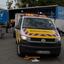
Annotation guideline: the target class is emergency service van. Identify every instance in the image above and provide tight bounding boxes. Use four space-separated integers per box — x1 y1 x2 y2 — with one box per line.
15 13 61 57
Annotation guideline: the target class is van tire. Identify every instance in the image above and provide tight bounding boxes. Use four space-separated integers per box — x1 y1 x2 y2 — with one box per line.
51 47 61 57
17 44 25 57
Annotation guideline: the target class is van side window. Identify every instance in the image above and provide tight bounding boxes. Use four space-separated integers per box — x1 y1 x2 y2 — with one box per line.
19 18 22 27
16 18 22 29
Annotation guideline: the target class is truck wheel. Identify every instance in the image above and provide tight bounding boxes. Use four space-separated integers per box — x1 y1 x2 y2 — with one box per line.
17 44 25 57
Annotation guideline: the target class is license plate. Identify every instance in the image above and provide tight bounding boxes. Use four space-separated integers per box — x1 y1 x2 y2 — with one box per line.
36 51 50 54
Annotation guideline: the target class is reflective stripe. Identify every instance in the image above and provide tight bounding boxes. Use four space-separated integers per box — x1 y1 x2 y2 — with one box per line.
28 33 56 37
23 28 57 37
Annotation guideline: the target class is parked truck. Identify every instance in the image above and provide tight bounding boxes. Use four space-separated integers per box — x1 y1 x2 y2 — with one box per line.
0 9 9 37
0 9 9 25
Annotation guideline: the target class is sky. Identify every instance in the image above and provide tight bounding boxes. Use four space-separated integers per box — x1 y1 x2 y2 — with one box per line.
0 0 7 9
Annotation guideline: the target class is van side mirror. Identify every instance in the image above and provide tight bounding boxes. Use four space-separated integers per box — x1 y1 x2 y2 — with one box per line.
57 27 63 36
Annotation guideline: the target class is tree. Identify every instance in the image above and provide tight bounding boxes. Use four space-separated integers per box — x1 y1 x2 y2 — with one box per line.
17 0 64 8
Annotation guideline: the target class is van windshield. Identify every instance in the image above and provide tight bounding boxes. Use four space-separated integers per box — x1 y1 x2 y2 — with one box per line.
22 17 56 29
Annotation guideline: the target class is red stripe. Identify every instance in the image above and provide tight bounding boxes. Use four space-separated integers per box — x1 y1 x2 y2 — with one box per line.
25 31 28 34
29 33 33 35
40 34 45 36
56 34 59 36
34 34 39 36
52 34 56 36
47 34 52 36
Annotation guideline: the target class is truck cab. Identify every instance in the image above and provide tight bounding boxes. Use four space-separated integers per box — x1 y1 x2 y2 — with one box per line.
15 14 61 57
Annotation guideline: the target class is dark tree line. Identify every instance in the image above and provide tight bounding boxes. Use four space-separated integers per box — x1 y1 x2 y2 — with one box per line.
18 0 64 7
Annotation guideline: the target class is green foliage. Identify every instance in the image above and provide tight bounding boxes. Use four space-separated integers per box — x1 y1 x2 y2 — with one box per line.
19 0 64 7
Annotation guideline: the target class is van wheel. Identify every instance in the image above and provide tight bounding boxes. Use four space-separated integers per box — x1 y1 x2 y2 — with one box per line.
17 44 25 57
51 47 61 57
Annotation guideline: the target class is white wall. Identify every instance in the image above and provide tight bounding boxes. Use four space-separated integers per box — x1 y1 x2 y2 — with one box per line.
55 19 64 32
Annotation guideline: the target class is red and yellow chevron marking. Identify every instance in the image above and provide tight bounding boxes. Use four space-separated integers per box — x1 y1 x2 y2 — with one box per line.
23 28 58 39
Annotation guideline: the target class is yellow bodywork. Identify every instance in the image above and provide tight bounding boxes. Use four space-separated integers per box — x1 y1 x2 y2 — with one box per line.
15 28 58 43
25 29 57 39
15 29 21 43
